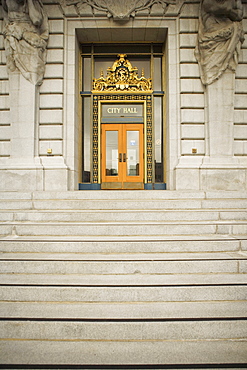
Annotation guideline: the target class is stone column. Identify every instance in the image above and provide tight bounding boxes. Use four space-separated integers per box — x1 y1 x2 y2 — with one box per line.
194 0 245 190
200 71 246 190
9 72 38 162
202 70 240 168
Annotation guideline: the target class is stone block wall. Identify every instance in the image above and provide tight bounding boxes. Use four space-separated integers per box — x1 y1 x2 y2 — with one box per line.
0 12 10 161
235 6 247 157
39 3 65 158
179 1 247 160
179 2 205 157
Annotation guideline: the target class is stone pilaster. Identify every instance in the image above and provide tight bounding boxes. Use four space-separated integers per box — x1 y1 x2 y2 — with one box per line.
0 72 44 191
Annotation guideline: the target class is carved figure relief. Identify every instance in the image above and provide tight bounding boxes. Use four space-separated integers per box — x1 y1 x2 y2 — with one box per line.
2 0 49 86
195 0 244 85
92 54 152 92
63 0 179 19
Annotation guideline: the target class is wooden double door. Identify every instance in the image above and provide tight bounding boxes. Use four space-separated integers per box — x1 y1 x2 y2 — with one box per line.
101 123 144 189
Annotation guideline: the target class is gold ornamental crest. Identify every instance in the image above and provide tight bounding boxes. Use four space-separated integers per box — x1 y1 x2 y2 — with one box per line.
92 54 152 93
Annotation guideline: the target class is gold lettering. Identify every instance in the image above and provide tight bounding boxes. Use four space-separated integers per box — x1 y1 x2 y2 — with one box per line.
107 106 139 115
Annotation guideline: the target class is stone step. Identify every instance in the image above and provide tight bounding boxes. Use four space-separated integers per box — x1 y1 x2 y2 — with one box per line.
0 238 244 253
30 190 245 199
1 273 246 286
1 285 246 302
1 209 247 222
1 301 245 319
0 319 246 368
0 251 245 260
1 190 246 200
1 221 246 237
0 256 246 274
1 337 246 365
1 198 247 210
0 190 246 367
1 319 246 341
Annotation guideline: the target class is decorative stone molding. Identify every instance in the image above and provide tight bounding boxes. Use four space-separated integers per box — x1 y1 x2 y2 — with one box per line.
195 0 244 85
60 0 185 19
2 0 49 86
92 54 153 93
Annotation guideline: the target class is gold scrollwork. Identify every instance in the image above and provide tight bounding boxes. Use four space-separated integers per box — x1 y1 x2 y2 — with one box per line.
92 54 153 93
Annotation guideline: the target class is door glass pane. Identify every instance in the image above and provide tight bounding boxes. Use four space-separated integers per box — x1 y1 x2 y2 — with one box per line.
131 58 150 79
127 131 139 176
94 58 113 79
153 57 162 91
106 131 118 176
82 57 91 91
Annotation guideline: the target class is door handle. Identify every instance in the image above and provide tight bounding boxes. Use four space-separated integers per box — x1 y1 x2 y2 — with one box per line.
119 153 122 162
123 153 127 162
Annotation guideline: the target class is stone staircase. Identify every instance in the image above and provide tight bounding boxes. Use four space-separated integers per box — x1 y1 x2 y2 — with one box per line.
0 190 247 368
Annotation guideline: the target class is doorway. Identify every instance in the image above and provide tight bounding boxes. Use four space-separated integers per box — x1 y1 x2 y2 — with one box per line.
79 47 166 190
101 123 144 189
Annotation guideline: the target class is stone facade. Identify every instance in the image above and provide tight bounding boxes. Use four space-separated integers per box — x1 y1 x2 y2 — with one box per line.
0 2 247 367
0 0 246 191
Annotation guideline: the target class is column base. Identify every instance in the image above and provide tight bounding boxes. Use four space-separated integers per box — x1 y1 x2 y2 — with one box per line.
0 158 44 191
0 157 70 191
175 157 247 191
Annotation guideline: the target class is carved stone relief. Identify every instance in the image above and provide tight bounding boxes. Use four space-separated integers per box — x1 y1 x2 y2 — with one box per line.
2 0 49 86
60 0 184 19
195 0 244 85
